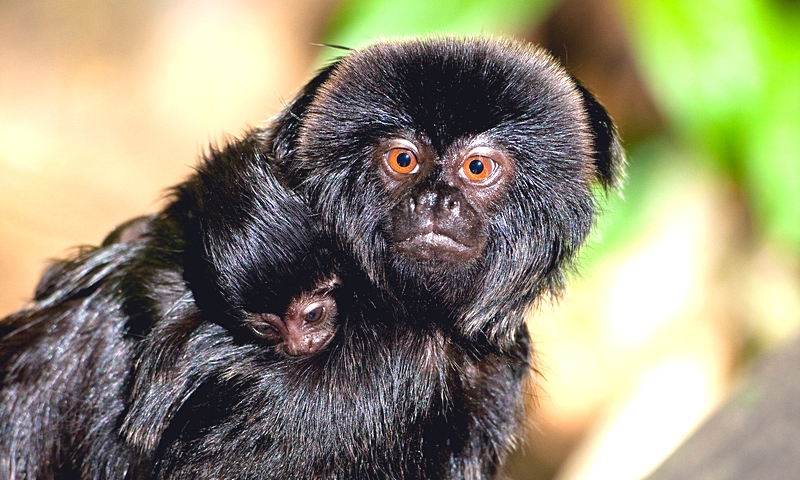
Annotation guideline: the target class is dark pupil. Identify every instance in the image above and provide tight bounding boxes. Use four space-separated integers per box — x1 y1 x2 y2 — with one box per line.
396 152 412 168
469 159 485 175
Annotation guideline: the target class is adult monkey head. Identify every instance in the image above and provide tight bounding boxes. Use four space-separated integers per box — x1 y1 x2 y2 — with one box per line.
272 37 623 346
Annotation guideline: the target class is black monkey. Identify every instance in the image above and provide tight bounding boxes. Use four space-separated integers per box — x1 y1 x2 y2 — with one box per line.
102 214 342 356
0 36 622 479
0 137 344 478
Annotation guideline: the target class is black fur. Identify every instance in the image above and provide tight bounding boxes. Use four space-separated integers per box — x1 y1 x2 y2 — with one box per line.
0 36 622 479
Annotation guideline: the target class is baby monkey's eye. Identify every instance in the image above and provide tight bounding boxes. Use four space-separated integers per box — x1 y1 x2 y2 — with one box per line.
303 304 326 323
249 322 280 340
246 313 284 341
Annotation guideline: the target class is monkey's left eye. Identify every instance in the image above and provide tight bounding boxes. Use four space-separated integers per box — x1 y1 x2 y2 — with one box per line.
461 156 495 183
386 148 419 175
304 304 326 322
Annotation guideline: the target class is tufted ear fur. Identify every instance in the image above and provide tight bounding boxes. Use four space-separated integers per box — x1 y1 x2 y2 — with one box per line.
260 62 340 177
572 79 625 189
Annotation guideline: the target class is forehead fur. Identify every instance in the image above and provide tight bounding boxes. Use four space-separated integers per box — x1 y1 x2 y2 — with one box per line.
302 36 589 154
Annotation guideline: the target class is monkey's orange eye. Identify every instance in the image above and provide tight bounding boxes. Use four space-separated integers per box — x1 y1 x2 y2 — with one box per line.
386 148 419 175
462 156 494 182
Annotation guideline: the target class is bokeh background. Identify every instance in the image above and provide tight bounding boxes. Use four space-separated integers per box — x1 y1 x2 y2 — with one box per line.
1 0 798 478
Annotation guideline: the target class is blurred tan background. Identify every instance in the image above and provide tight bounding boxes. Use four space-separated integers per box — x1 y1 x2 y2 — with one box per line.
1 0 798 479
0 0 334 309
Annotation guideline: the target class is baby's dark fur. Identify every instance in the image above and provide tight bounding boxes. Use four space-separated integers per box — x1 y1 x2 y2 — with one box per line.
0 37 622 479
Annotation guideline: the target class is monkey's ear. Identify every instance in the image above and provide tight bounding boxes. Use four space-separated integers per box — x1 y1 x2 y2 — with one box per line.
573 80 625 190
264 62 340 169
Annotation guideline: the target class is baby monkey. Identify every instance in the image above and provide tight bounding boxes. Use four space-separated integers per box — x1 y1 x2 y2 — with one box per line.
102 213 341 357
245 275 340 356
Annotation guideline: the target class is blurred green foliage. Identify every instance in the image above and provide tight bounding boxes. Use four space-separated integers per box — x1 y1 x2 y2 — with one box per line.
623 0 800 252
324 0 554 52
324 0 800 256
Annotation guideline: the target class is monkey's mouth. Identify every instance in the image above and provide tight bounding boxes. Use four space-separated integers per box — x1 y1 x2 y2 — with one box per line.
395 231 480 263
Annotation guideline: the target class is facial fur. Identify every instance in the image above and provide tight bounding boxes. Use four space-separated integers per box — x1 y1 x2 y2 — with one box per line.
282 37 622 341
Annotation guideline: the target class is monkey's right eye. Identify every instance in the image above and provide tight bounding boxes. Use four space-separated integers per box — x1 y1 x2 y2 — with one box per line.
250 323 280 338
249 321 281 340
386 148 419 175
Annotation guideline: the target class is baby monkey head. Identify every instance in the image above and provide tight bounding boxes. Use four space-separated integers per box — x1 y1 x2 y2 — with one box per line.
245 275 340 356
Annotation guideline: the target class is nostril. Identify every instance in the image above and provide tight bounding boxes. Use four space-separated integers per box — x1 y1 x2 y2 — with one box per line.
443 196 459 211
411 191 437 214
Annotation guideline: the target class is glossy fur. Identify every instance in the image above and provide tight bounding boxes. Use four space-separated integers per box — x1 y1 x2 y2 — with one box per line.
0 37 622 479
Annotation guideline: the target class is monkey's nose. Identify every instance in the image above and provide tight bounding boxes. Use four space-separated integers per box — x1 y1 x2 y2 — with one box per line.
411 191 437 213
411 190 459 217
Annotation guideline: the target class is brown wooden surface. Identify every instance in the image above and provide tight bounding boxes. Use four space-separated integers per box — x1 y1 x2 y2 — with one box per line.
648 335 800 480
